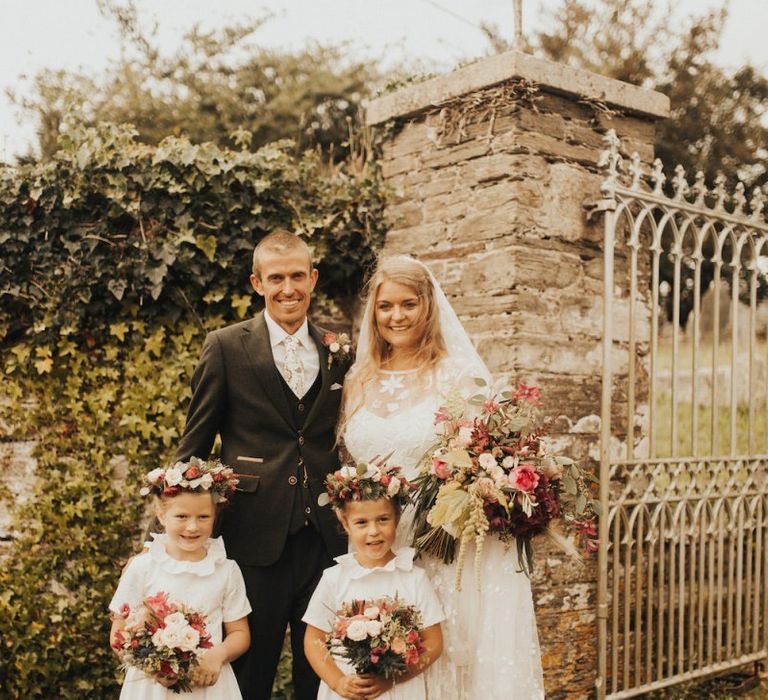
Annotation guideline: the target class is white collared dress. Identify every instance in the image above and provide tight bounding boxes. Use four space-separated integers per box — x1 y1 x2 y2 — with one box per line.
302 548 444 700
109 535 251 699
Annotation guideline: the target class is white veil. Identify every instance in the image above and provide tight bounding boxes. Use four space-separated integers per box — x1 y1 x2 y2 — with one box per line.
355 255 492 383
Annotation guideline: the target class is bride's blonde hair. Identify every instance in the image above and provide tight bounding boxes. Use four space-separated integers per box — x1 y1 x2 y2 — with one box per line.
338 256 447 440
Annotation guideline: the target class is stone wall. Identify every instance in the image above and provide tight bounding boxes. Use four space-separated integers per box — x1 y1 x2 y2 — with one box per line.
0 439 37 558
367 50 669 698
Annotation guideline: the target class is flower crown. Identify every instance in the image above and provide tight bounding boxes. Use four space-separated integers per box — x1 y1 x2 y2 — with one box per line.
140 457 238 502
318 455 413 508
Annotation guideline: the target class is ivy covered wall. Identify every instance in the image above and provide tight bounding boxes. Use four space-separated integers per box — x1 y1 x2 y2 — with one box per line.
0 123 386 698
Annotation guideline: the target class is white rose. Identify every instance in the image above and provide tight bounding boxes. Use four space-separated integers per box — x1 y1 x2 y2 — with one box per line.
200 473 214 489
329 342 340 352
159 627 184 649
165 468 183 486
189 478 203 489
478 453 497 470
146 468 165 483
177 626 201 652
363 606 380 619
346 619 369 641
340 466 358 478
502 456 516 469
387 477 401 497
163 612 188 631
365 620 382 637
489 464 506 484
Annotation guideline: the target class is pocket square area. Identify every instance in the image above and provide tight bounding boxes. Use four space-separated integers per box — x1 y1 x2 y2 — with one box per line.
330 382 343 391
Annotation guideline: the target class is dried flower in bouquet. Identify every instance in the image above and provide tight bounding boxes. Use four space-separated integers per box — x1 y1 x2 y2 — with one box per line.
411 379 598 589
326 596 428 680
112 591 214 693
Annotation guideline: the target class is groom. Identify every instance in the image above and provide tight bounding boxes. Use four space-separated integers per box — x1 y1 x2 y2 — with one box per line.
174 229 349 699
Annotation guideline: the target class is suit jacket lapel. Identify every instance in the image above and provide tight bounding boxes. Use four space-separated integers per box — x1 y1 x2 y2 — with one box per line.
240 312 294 430
303 321 331 430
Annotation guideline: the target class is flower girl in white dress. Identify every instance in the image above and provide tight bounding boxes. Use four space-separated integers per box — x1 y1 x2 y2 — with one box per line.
109 459 251 699
341 256 545 699
303 461 444 699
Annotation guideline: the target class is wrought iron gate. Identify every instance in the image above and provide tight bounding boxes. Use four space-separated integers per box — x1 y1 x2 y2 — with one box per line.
587 130 768 698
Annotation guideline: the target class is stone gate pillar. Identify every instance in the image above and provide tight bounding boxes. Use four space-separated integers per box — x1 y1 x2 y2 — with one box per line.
366 51 669 698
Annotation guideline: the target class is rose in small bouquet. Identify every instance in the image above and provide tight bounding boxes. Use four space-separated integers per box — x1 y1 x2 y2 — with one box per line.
112 591 213 693
326 596 427 680
412 380 598 588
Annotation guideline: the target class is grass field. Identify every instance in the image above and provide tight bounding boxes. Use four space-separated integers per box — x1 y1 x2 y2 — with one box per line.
648 337 768 457
654 398 768 457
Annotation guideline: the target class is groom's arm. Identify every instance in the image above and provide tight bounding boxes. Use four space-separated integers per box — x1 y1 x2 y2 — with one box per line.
175 331 227 463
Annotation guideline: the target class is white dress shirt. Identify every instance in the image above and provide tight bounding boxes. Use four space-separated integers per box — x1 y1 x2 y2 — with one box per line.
263 309 320 396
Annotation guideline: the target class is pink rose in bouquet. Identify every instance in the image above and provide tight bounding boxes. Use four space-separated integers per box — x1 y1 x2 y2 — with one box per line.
508 464 540 493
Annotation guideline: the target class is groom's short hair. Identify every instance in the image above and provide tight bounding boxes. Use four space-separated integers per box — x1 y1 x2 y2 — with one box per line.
252 229 313 278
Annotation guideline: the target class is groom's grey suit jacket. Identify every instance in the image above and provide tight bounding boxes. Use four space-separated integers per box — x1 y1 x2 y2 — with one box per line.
174 311 348 567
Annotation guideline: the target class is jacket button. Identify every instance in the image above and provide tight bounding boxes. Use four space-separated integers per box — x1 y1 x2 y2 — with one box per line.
288 475 298 486
298 436 305 445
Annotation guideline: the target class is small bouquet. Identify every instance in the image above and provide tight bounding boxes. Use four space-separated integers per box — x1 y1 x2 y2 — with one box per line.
323 331 353 369
112 591 214 693
326 596 427 680
412 380 598 588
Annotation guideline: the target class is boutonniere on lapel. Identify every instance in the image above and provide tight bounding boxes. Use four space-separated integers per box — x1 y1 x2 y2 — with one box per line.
322 332 353 369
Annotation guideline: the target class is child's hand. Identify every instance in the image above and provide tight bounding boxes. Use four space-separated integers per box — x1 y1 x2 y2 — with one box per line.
153 673 179 688
332 672 376 699
192 646 225 687
358 674 395 698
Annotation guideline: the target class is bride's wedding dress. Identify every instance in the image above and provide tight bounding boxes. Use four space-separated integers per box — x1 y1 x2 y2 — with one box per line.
344 358 545 699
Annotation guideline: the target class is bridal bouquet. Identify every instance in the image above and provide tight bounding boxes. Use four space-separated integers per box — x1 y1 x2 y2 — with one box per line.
112 591 214 693
411 380 598 588
326 596 427 680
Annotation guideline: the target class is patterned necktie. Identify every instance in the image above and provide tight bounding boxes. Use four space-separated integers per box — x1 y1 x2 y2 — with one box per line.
282 334 305 397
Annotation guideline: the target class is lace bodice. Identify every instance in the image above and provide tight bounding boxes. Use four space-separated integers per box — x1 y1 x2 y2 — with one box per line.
344 370 440 479
343 358 482 479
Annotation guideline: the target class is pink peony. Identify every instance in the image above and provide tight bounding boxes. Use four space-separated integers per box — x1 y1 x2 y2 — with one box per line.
509 465 540 493
430 457 452 480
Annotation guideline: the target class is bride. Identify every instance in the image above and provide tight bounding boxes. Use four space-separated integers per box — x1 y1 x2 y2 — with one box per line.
341 255 544 699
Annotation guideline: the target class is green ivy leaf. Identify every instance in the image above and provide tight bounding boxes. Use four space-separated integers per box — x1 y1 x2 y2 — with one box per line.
195 234 217 262
109 323 129 342
231 294 252 319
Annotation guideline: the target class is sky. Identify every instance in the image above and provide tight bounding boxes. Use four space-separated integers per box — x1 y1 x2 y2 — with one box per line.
1 0 767 162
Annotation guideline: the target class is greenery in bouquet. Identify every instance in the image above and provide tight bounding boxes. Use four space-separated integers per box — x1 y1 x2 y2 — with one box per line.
411 380 598 588
112 592 213 693
325 596 427 680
